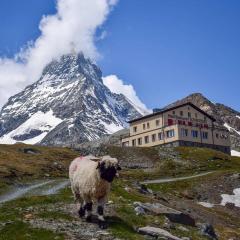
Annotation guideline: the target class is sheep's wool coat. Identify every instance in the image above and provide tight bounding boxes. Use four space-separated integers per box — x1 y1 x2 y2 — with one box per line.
70 156 111 202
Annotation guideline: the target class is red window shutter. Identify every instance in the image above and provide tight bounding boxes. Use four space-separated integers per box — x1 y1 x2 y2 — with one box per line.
188 122 192 126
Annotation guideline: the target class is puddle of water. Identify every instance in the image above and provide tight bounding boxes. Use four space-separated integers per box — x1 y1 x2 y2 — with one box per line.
0 179 69 204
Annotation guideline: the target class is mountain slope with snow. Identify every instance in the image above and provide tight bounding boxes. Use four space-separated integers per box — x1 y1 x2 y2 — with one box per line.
0 54 144 146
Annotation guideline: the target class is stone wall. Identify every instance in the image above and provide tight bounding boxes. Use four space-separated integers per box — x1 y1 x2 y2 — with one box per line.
162 140 231 155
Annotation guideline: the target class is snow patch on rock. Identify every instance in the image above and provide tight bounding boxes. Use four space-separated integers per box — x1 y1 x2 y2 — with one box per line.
198 202 214 208
0 110 62 144
224 123 240 136
221 188 240 207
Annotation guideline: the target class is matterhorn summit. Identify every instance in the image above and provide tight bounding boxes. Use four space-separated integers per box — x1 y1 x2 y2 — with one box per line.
0 54 145 146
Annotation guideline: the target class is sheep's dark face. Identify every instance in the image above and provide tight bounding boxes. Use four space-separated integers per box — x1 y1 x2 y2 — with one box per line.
97 161 121 183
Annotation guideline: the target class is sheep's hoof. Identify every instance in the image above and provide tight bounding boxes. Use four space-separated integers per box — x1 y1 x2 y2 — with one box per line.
86 215 92 222
98 220 107 229
78 208 85 218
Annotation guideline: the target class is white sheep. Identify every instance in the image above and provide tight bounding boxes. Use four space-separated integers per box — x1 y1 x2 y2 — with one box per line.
69 155 121 229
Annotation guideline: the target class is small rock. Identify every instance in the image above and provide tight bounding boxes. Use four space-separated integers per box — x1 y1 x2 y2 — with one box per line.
138 226 182 240
198 223 218 239
134 206 145 215
133 202 195 226
24 214 34 220
163 218 175 230
225 203 235 209
177 225 189 232
138 184 153 195
106 200 113 205
231 173 240 179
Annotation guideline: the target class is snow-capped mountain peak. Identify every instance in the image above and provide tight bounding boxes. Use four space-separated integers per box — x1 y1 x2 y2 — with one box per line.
0 53 143 146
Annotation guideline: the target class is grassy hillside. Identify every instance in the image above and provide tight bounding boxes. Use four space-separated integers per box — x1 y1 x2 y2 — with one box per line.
0 144 78 188
0 144 240 239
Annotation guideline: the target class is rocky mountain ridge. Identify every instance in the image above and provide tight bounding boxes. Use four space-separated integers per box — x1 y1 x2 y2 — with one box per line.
0 54 144 146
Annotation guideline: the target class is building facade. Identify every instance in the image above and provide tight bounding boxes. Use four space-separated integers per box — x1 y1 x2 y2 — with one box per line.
121 103 231 154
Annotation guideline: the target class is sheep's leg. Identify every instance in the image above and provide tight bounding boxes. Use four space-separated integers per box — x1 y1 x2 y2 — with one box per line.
85 201 93 222
97 197 107 229
77 197 85 218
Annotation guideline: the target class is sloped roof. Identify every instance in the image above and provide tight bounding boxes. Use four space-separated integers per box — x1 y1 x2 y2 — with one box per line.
128 102 216 123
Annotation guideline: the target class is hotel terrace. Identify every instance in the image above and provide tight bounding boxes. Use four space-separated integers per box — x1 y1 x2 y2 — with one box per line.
121 103 231 154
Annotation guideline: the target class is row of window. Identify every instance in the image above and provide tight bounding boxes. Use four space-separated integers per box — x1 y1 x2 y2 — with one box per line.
216 133 228 140
133 120 161 133
132 113 209 133
132 129 175 146
131 129 228 146
180 128 209 139
172 110 207 121
181 129 228 140
168 119 209 128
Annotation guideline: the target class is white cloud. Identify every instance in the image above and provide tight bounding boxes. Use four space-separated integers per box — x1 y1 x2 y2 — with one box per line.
0 0 118 108
102 75 151 115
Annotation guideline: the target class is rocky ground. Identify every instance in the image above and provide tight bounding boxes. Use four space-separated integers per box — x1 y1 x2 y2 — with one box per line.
0 144 240 239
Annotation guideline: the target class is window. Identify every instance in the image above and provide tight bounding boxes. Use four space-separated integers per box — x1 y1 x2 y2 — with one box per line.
132 139 136 146
178 120 182 125
188 122 192 126
144 136 149 144
180 111 183 116
172 111 175 115
188 112 191 118
133 126 137 133
195 113 198 118
168 119 174 126
147 122 150 129
152 134 156 142
143 124 146 130
158 132 164 140
181 128 188 137
204 116 207 122
166 129 175 138
202 132 208 139
138 138 142 145
191 130 198 138
216 133 219 139
156 120 160 126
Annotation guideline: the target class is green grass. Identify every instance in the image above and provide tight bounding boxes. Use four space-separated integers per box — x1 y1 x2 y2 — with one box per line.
0 145 239 239
0 221 64 240
37 211 76 221
0 143 78 184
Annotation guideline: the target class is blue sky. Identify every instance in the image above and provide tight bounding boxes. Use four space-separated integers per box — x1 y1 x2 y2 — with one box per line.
0 0 239 111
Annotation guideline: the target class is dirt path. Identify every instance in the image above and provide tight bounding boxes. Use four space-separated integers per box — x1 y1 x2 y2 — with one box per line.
0 179 69 204
140 171 214 185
